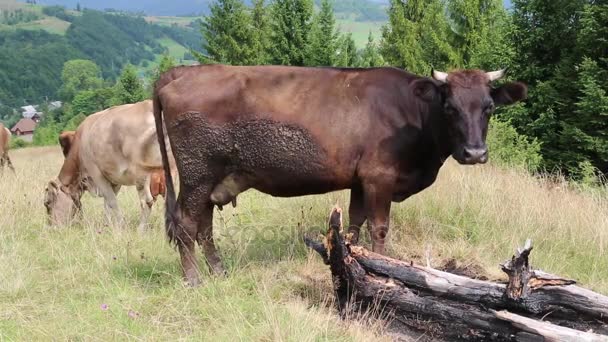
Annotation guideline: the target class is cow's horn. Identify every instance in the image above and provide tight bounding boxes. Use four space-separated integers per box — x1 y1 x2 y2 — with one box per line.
486 69 506 81
432 69 448 83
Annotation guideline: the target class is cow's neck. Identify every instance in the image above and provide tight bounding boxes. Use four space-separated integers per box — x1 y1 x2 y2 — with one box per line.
57 148 81 190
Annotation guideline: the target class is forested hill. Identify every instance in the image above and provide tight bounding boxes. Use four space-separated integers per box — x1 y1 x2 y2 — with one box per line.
36 0 388 18
0 0 201 111
35 0 511 16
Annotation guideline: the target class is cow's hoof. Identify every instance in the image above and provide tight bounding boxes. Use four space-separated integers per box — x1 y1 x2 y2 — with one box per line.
209 263 227 277
184 273 202 287
184 278 202 287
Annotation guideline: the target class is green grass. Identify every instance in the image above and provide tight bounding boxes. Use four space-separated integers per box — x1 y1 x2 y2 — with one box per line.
147 14 383 49
137 37 197 77
4 16 71 35
0 147 386 340
145 16 198 27
0 0 72 35
158 37 191 60
1 142 607 339
337 19 383 48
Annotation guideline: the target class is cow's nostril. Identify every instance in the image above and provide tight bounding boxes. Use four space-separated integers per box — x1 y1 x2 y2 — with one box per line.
463 149 472 159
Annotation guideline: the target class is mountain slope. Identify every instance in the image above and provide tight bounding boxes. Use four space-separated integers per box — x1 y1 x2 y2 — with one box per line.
38 0 211 16
0 2 201 111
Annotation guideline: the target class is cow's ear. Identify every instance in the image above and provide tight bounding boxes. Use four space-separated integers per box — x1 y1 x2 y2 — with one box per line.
491 82 528 106
58 131 76 157
413 79 441 102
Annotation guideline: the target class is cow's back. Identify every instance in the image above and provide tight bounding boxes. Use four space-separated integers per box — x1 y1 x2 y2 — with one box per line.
159 65 421 196
78 100 166 186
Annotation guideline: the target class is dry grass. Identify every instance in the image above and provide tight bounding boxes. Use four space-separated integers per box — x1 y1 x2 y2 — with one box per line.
1 146 607 340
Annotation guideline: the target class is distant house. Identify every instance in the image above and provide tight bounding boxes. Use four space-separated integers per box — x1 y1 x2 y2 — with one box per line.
21 105 42 120
49 101 63 111
11 118 37 142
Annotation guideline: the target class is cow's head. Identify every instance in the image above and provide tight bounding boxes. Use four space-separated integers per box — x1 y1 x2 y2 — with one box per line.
413 69 527 165
44 179 83 226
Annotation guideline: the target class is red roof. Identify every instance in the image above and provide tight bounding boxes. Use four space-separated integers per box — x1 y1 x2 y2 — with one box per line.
11 118 37 134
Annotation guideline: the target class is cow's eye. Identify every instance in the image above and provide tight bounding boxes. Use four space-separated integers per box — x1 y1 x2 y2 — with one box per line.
483 103 495 115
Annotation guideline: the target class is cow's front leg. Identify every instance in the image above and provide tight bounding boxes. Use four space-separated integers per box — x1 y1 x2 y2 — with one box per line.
136 176 154 234
94 177 124 228
347 184 366 245
363 181 393 255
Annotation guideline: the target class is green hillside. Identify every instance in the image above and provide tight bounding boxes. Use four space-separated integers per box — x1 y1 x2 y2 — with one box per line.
0 0 201 109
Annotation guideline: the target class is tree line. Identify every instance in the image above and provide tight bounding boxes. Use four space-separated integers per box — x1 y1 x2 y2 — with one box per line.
18 55 177 148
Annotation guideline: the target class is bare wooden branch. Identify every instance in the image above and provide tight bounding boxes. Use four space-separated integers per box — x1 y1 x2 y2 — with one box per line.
306 206 608 340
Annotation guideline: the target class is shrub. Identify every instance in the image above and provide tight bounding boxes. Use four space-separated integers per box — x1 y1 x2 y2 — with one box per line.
486 117 543 171
32 124 60 147
9 138 31 149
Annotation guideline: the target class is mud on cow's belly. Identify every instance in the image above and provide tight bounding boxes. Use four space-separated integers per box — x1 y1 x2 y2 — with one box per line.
170 112 338 195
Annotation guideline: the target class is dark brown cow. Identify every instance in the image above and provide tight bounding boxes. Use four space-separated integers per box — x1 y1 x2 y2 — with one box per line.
154 65 527 285
0 123 15 173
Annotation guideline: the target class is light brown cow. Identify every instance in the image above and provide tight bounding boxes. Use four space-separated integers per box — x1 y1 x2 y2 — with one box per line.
44 100 176 231
0 123 15 173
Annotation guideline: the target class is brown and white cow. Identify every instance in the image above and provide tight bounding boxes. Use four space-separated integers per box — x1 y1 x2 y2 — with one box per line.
0 123 15 173
44 100 176 231
154 65 527 285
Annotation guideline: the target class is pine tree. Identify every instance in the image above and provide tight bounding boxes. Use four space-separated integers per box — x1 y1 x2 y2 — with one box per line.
199 0 257 65
270 0 313 66
147 54 177 95
380 0 456 75
506 0 588 174
114 65 146 105
151 54 176 84
358 32 384 67
446 0 512 70
577 1 608 73
251 0 272 65
305 0 339 66
335 33 359 67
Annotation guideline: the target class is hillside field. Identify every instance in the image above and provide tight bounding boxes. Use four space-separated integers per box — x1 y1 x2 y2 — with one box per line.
1 147 607 340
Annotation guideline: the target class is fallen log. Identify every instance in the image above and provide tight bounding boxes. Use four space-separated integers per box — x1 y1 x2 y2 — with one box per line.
305 207 608 341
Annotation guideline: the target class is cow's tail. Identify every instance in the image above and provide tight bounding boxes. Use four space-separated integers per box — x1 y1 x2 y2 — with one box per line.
153 84 179 245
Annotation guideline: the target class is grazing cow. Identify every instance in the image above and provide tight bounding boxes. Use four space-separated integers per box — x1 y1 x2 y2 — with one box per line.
154 65 527 285
0 123 15 172
44 100 175 231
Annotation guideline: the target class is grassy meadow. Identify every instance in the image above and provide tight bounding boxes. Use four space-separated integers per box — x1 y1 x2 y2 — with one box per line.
1 146 607 340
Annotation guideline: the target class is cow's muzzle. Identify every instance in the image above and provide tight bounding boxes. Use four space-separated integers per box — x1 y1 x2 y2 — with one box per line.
456 145 488 165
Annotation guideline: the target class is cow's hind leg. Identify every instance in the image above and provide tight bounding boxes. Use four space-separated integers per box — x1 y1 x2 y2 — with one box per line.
4 153 14 172
175 183 225 286
196 203 225 276
136 176 153 234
